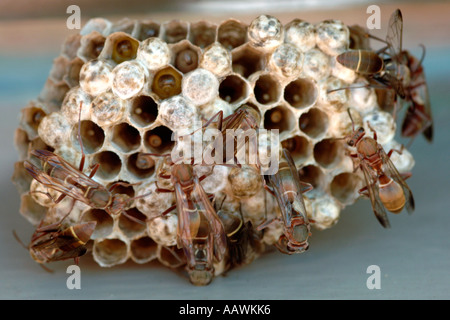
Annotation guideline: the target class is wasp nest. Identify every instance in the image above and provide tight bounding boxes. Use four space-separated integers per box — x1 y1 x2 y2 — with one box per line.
12 16 415 281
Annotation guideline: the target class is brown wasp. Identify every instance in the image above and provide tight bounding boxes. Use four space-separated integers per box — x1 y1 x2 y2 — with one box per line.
257 148 313 254
345 110 414 228
14 217 96 271
144 154 227 286
24 103 147 225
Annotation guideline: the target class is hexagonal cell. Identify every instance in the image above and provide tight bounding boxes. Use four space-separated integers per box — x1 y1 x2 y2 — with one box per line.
254 74 281 105
12 161 34 195
102 32 139 65
19 194 47 225
127 152 155 179
218 74 249 105
298 165 325 193
157 245 186 268
72 120 105 154
313 138 344 169
94 238 128 267
118 208 147 238
78 31 105 61
21 106 46 136
110 18 136 34
144 126 174 153
232 44 265 79
136 20 160 41
151 66 182 100
80 209 114 240
172 41 200 74
64 58 84 88
189 21 217 48
284 78 318 109
29 137 54 156
111 123 141 153
131 236 158 263
130 95 158 127
263 105 295 134
330 172 362 205
14 129 29 161
281 135 311 163
161 20 188 44
92 151 122 180
38 79 70 112
61 33 82 60
49 56 69 83
107 180 135 198
299 108 329 139
218 19 247 50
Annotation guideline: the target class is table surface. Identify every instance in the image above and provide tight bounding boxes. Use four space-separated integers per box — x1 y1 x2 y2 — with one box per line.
0 1 449 300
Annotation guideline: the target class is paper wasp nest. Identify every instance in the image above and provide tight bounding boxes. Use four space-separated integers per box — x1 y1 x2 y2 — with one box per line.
12 16 415 276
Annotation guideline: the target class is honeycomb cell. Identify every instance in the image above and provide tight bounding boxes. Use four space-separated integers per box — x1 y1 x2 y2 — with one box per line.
189 21 216 48
298 165 324 191
218 19 247 50
80 209 114 240
38 112 71 149
77 31 106 62
137 21 160 41
111 123 141 153
20 106 46 139
161 20 188 44
131 237 158 263
363 111 396 145
330 172 361 205
144 126 174 153
129 95 158 128
315 20 349 56
175 48 199 74
12 162 33 195
182 68 219 107
49 56 68 83
228 165 263 198
313 138 343 168
254 74 281 105
299 108 328 139
112 61 146 100
61 33 82 60
19 194 47 225
232 44 264 78
302 48 331 81
284 19 316 52
108 33 139 64
219 74 249 105
110 18 136 35
29 137 54 156
248 15 284 50
269 43 303 78
200 43 232 77
158 96 197 131
80 18 111 36
73 120 105 154
284 78 318 109
263 105 295 134
64 58 84 88
157 245 186 268
79 59 113 96
108 180 135 198
94 238 128 267
91 91 126 126
92 151 122 180
281 135 311 163
38 79 70 111
151 66 182 100
14 129 29 161
119 208 147 238
127 152 155 179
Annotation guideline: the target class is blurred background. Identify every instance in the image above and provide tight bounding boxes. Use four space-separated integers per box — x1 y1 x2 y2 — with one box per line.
1 0 449 299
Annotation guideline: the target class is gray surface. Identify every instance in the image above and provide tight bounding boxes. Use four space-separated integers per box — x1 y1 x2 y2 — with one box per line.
1 20 450 301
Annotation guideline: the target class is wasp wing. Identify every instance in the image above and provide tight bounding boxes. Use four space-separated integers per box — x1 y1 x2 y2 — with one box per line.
386 9 403 62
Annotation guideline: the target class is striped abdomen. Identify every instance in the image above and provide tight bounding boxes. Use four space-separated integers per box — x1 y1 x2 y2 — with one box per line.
337 50 384 75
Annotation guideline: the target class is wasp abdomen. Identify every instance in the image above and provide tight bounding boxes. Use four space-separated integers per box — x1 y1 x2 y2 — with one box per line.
337 50 384 75
378 177 405 213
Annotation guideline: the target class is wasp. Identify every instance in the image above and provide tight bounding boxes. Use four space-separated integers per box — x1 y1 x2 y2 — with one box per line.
24 103 147 225
257 148 313 254
14 217 96 270
345 110 414 228
149 156 227 286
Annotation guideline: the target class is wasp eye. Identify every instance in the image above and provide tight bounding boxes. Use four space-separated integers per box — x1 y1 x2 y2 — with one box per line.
348 139 354 146
358 127 365 133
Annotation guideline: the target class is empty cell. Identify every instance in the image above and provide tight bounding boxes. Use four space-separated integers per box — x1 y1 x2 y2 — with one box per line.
108 180 135 198
298 165 324 190
158 245 186 268
151 66 182 100
299 108 328 139
131 237 158 262
330 172 361 204
281 135 310 163
79 32 105 61
12 162 34 195
218 19 247 50
94 238 128 267
111 35 139 64
284 78 318 109
313 138 343 168
19 194 47 225
119 208 147 238
232 45 264 78
22 107 46 133
130 95 158 127
263 105 294 134
73 120 105 154
162 20 188 44
189 21 216 48
137 21 160 41
127 152 155 179
144 126 174 153
175 48 199 74
93 151 121 180
219 74 249 104
111 123 141 153
254 74 280 105
80 209 114 239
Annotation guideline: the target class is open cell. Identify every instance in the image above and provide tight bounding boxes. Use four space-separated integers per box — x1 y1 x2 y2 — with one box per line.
73 120 105 154
281 135 311 163
119 208 147 238
111 123 141 153
173 44 199 74
218 20 247 50
254 74 281 105
284 78 318 109
158 245 186 268
330 172 361 204
94 238 128 267
298 165 324 190
299 108 329 139
130 95 158 127
131 237 158 263
162 20 188 44
137 21 160 41
93 151 122 180
22 106 46 134
264 105 295 134
144 126 174 153
110 34 139 64
80 209 114 239
151 66 182 100
314 138 343 169
232 45 264 78
189 21 216 48
218 74 249 104
127 152 155 179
